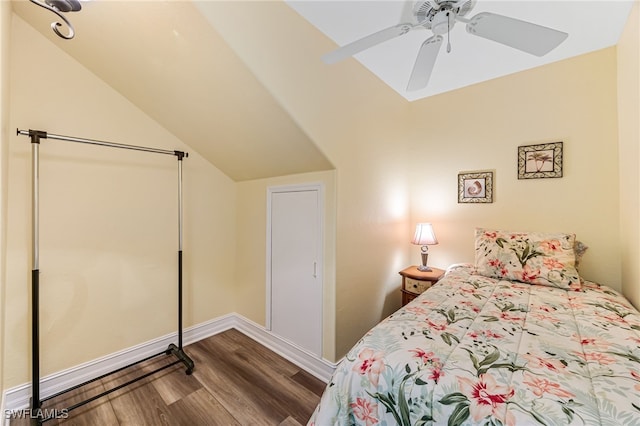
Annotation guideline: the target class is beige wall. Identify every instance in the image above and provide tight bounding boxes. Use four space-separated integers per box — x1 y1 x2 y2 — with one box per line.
3 16 237 389
0 0 12 410
235 170 336 360
200 1 416 359
408 47 621 290
330 48 622 357
618 1 640 309
202 2 630 358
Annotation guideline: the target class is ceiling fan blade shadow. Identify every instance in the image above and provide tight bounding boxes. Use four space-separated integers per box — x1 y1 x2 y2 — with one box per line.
407 35 443 91
466 12 568 57
322 23 413 64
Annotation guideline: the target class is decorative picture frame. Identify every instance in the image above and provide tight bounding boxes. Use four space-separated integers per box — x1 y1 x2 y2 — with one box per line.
458 171 493 203
518 141 563 179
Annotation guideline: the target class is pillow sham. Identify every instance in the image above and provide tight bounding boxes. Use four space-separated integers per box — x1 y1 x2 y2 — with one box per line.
474 228 581 289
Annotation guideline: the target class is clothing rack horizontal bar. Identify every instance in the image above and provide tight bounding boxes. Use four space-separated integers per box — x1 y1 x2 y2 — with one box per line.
40 348 174 404
17 129 187 158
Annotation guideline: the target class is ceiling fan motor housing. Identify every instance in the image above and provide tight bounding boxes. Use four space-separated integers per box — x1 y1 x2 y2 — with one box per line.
415 0 476 30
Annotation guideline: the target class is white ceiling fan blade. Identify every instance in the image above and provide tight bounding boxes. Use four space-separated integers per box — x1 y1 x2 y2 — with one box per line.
407 35 443 91
466 12 568 57
322 23 413 64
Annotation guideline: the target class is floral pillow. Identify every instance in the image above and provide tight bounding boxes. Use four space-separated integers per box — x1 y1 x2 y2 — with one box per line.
474 228 581 289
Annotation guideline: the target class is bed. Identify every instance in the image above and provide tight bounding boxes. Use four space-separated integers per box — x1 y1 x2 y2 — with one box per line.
309 229 640 426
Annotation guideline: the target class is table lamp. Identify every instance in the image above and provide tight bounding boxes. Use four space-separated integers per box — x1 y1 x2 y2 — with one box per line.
411 223 438 271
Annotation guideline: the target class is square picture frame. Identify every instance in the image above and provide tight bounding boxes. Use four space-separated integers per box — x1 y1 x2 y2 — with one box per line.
518 141 563 179
458 171 493 203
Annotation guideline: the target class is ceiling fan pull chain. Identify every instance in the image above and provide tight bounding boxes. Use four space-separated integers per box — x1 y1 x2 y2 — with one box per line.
446 11 452 53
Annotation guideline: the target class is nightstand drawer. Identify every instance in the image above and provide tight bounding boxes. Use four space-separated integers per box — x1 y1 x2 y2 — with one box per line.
399 266 445 307
405 277 432 294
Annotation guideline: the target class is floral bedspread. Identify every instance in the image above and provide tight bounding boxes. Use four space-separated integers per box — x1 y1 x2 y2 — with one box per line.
308 264 640 426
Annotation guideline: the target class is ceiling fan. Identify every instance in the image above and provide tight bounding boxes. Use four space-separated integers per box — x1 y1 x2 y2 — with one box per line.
322 0 568 91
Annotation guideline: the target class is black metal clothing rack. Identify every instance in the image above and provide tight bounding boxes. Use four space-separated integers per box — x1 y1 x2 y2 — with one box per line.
17 129 194 425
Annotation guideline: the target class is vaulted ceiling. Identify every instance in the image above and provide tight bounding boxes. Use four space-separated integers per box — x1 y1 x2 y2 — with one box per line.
12 0 633 181
12 0 335 181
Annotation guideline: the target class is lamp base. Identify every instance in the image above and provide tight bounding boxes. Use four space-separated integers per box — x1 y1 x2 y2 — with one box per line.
418 249 431 272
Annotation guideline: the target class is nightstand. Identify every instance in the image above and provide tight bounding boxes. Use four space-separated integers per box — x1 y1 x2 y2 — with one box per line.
400 265 445 306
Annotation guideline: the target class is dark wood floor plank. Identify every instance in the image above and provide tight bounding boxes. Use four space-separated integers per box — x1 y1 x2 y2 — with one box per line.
195 328 247 357
44 379 119 425
188 344 285 425
101 360 177 426
291 370 327 397
278 416 304 426
149 359 202 405
225 330 300 377
107 382 174 426
230 345 323 424
167 387 241 426
195 332 315 423
10 329 326 426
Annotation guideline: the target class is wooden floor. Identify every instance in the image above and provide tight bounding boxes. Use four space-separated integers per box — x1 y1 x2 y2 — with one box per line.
11 329 326 426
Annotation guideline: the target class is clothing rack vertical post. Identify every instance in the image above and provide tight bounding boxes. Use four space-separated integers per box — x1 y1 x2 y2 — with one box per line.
18 129 194 425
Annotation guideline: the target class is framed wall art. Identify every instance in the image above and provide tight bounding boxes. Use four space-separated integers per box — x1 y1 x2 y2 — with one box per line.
518 141 563 179
458 171 493 203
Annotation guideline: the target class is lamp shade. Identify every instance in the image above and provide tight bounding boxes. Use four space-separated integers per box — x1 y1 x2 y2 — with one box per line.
411 223 438 245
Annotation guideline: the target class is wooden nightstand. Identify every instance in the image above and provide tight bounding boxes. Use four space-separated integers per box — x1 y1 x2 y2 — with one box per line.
400 265 445 306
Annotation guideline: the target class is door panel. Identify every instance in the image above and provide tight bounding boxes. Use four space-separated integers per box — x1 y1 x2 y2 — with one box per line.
270 189 322 356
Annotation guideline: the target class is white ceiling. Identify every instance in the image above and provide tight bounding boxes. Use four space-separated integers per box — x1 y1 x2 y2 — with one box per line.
287 0 634 101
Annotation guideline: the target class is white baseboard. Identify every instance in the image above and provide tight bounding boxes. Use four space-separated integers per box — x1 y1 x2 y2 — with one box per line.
2 313 336 416
232 315 337 383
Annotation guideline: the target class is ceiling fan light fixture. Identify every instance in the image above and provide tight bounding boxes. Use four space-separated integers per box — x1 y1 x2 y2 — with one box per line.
431 10 456 35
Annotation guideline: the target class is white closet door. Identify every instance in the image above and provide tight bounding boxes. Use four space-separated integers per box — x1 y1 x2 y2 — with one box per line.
269 187 322 357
